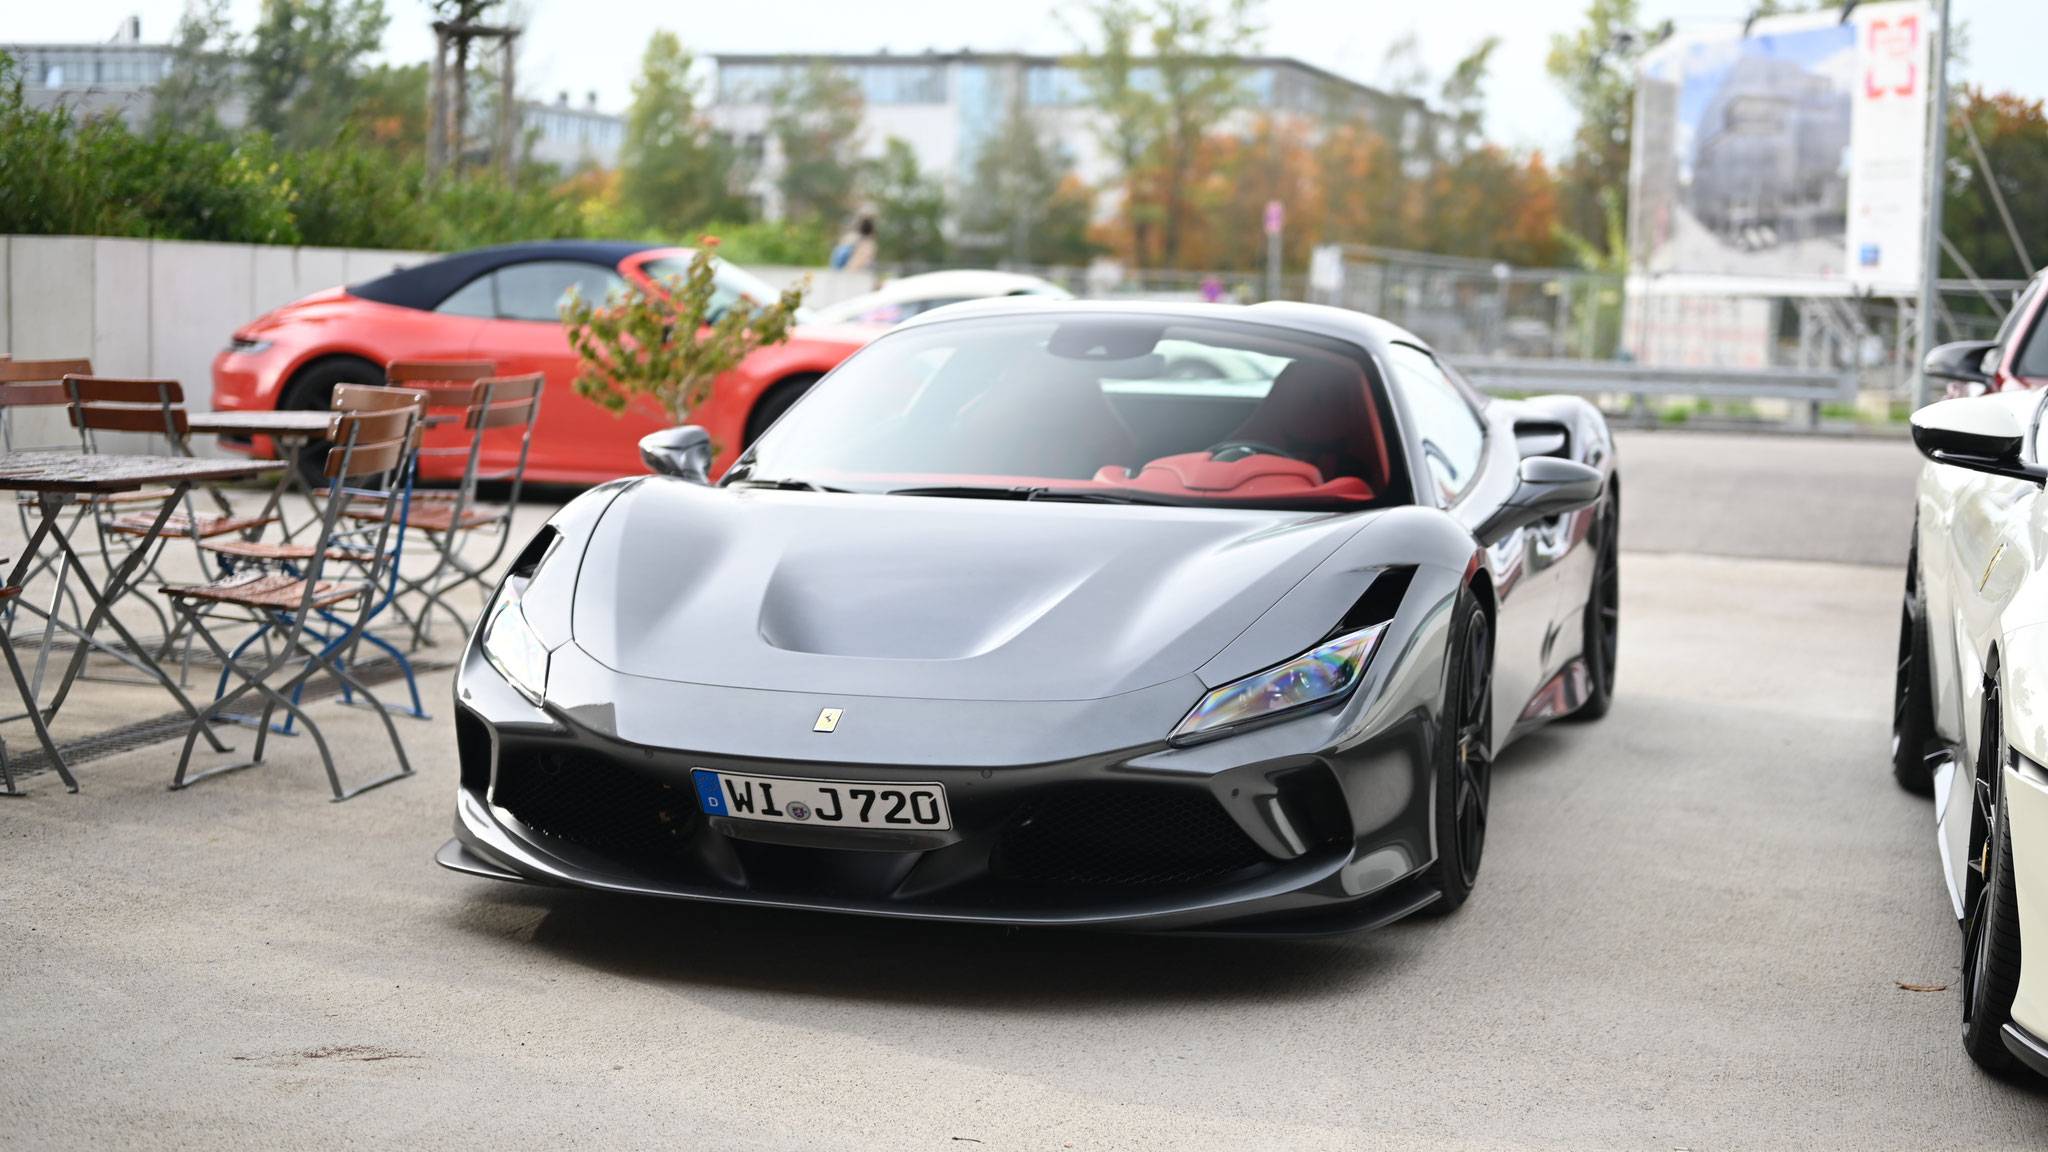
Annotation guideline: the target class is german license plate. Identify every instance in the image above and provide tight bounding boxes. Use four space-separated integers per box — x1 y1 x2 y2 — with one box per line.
691 769 952 831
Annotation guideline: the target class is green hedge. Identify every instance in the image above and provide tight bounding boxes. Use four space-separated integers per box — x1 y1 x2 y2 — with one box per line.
0 54 585 250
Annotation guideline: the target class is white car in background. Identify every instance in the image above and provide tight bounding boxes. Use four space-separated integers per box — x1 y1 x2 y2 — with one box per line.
1896 384 2048 1078
816 270 1073 326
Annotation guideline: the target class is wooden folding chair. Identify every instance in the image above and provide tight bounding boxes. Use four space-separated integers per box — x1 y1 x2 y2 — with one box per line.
159 402 424 800
354 371 542 647
63 376 275 541
201 385 434 721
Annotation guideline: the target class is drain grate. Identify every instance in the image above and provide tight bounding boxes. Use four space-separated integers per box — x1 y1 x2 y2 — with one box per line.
0 656 452 781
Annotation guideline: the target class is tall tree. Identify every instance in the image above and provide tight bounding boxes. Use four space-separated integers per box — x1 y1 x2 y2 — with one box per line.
1545 0 1643 266
350 62 428 156
1073 0 1160 263
1074 0 1263 267
957 100 1091 265
245 0 390 150
618 30 742 234
1147 0 1262 267
864 137 948 264
427 0 504 175
1945 88 2048 284
1438 37 1501 159
767 63 865 227
151 0 239 141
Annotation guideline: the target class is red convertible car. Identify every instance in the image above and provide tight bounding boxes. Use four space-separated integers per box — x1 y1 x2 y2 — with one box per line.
211 240 876 484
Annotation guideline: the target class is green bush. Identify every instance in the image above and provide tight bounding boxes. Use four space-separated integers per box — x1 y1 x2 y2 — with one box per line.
0 51 842 259
0 52 587 251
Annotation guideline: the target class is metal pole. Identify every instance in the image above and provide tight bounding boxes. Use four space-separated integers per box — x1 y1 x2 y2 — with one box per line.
500 31 517 179
427 31 447 179
1911 0 1951 409
1267 228 1281 302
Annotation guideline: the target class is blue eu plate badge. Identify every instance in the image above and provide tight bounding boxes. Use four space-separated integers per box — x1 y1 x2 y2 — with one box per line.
692 769 726 814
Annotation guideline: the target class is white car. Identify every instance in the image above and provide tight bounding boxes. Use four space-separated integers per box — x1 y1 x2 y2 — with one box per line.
816 270 1073 326
1897 379 2048 1078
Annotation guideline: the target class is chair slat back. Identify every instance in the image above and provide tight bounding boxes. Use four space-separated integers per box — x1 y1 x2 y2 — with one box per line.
333 384 428 415
0 382 71 408
386 361 496 410
0 361 94 443
325 409 416 479
63 375 189 443
0 358 94 394
465 373 545 431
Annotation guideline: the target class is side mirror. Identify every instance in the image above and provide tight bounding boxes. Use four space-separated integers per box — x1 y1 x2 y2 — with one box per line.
1909 397 2046 485
639 425 714 483
1924 340 2000 386
1474 457 1604 546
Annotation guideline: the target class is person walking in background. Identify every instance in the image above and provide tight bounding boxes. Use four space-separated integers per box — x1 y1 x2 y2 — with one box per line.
832 216 878 273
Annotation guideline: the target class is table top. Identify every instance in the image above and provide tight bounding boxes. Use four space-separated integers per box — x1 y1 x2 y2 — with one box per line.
0 453 287 492
188 410 338 436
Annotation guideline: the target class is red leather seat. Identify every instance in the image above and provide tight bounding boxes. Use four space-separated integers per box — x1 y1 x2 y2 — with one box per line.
1226 358 1390 491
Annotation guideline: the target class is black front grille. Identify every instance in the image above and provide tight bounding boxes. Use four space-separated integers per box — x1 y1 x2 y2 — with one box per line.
995 784 1273 888
492 745 700 860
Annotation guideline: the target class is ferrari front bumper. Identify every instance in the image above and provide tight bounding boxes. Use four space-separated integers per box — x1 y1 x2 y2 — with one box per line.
442 642 1449 934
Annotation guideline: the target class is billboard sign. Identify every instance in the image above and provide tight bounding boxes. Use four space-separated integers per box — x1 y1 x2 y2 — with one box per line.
1628 1 1932 293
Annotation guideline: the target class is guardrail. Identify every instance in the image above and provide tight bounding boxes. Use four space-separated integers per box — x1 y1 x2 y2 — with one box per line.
1446 357 1858 427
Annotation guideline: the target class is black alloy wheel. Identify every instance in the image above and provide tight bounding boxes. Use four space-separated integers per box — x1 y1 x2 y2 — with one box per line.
1893 530 1938 796
1962 675 2024 1072
1425 593 1494 912
1569 489 1620 721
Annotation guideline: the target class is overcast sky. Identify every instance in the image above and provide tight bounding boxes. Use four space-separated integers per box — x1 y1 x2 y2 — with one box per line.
10 0 2044 155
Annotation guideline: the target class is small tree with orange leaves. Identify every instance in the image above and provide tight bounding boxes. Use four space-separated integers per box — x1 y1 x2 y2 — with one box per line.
561 238 806 431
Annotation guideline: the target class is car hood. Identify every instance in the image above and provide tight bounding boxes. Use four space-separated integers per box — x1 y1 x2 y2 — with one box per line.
568 482 1378 702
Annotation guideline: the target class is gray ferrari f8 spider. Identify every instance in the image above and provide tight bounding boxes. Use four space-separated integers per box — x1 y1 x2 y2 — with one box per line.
438 300 1620 934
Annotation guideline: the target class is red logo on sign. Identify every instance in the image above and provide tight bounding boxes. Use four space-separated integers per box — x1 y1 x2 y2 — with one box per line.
1866 16 1919 99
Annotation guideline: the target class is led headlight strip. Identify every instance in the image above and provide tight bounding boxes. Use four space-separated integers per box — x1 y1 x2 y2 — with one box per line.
480 585 550 704
1171 623 1388 744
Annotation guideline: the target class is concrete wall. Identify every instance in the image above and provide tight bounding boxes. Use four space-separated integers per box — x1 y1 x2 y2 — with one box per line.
0 235 430 451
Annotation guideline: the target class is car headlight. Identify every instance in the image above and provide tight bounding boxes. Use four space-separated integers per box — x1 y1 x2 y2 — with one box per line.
481 585 549 704
226 336 272 354
1171 624 1388 744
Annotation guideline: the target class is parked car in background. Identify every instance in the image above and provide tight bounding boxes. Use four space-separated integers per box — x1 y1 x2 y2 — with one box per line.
813 269 1073 327
1894 389 2048 1079
1929 268 2048 398
212 241 876 485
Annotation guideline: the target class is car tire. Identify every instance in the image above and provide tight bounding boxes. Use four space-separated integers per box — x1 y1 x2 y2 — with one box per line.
1567 486 1620 722
279 355 384 487
1962 678 2024 1072
1894 530 1938 796
743 374 820 447
1421 589 1493 914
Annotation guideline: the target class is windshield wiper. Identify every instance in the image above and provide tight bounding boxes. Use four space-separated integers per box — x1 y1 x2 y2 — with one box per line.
885 484 1039 500
885 484 1178 506
726 477 850 493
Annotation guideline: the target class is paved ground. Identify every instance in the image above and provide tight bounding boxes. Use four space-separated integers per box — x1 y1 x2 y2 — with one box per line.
7 433 2046 1150
1612 429 1922 567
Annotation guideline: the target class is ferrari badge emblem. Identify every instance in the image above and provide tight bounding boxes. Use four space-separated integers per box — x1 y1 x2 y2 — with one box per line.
813 708 842 733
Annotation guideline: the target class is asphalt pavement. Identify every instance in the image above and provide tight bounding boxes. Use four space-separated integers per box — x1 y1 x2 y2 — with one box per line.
7 431 2047 1150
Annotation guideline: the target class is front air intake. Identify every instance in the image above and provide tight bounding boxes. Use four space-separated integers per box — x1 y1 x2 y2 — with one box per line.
994 783 1273 888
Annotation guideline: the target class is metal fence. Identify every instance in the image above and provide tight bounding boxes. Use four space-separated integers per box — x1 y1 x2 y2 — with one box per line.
882 246 2032 417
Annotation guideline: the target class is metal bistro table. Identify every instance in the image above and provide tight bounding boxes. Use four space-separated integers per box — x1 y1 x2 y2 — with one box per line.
0 453 287 789
186 410 338 542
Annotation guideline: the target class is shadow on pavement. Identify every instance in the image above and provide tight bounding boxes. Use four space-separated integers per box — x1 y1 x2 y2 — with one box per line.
445 882 1413 1009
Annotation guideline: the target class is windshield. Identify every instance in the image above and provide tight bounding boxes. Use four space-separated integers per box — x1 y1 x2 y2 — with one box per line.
639 256 819 324
731 314 1404 509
